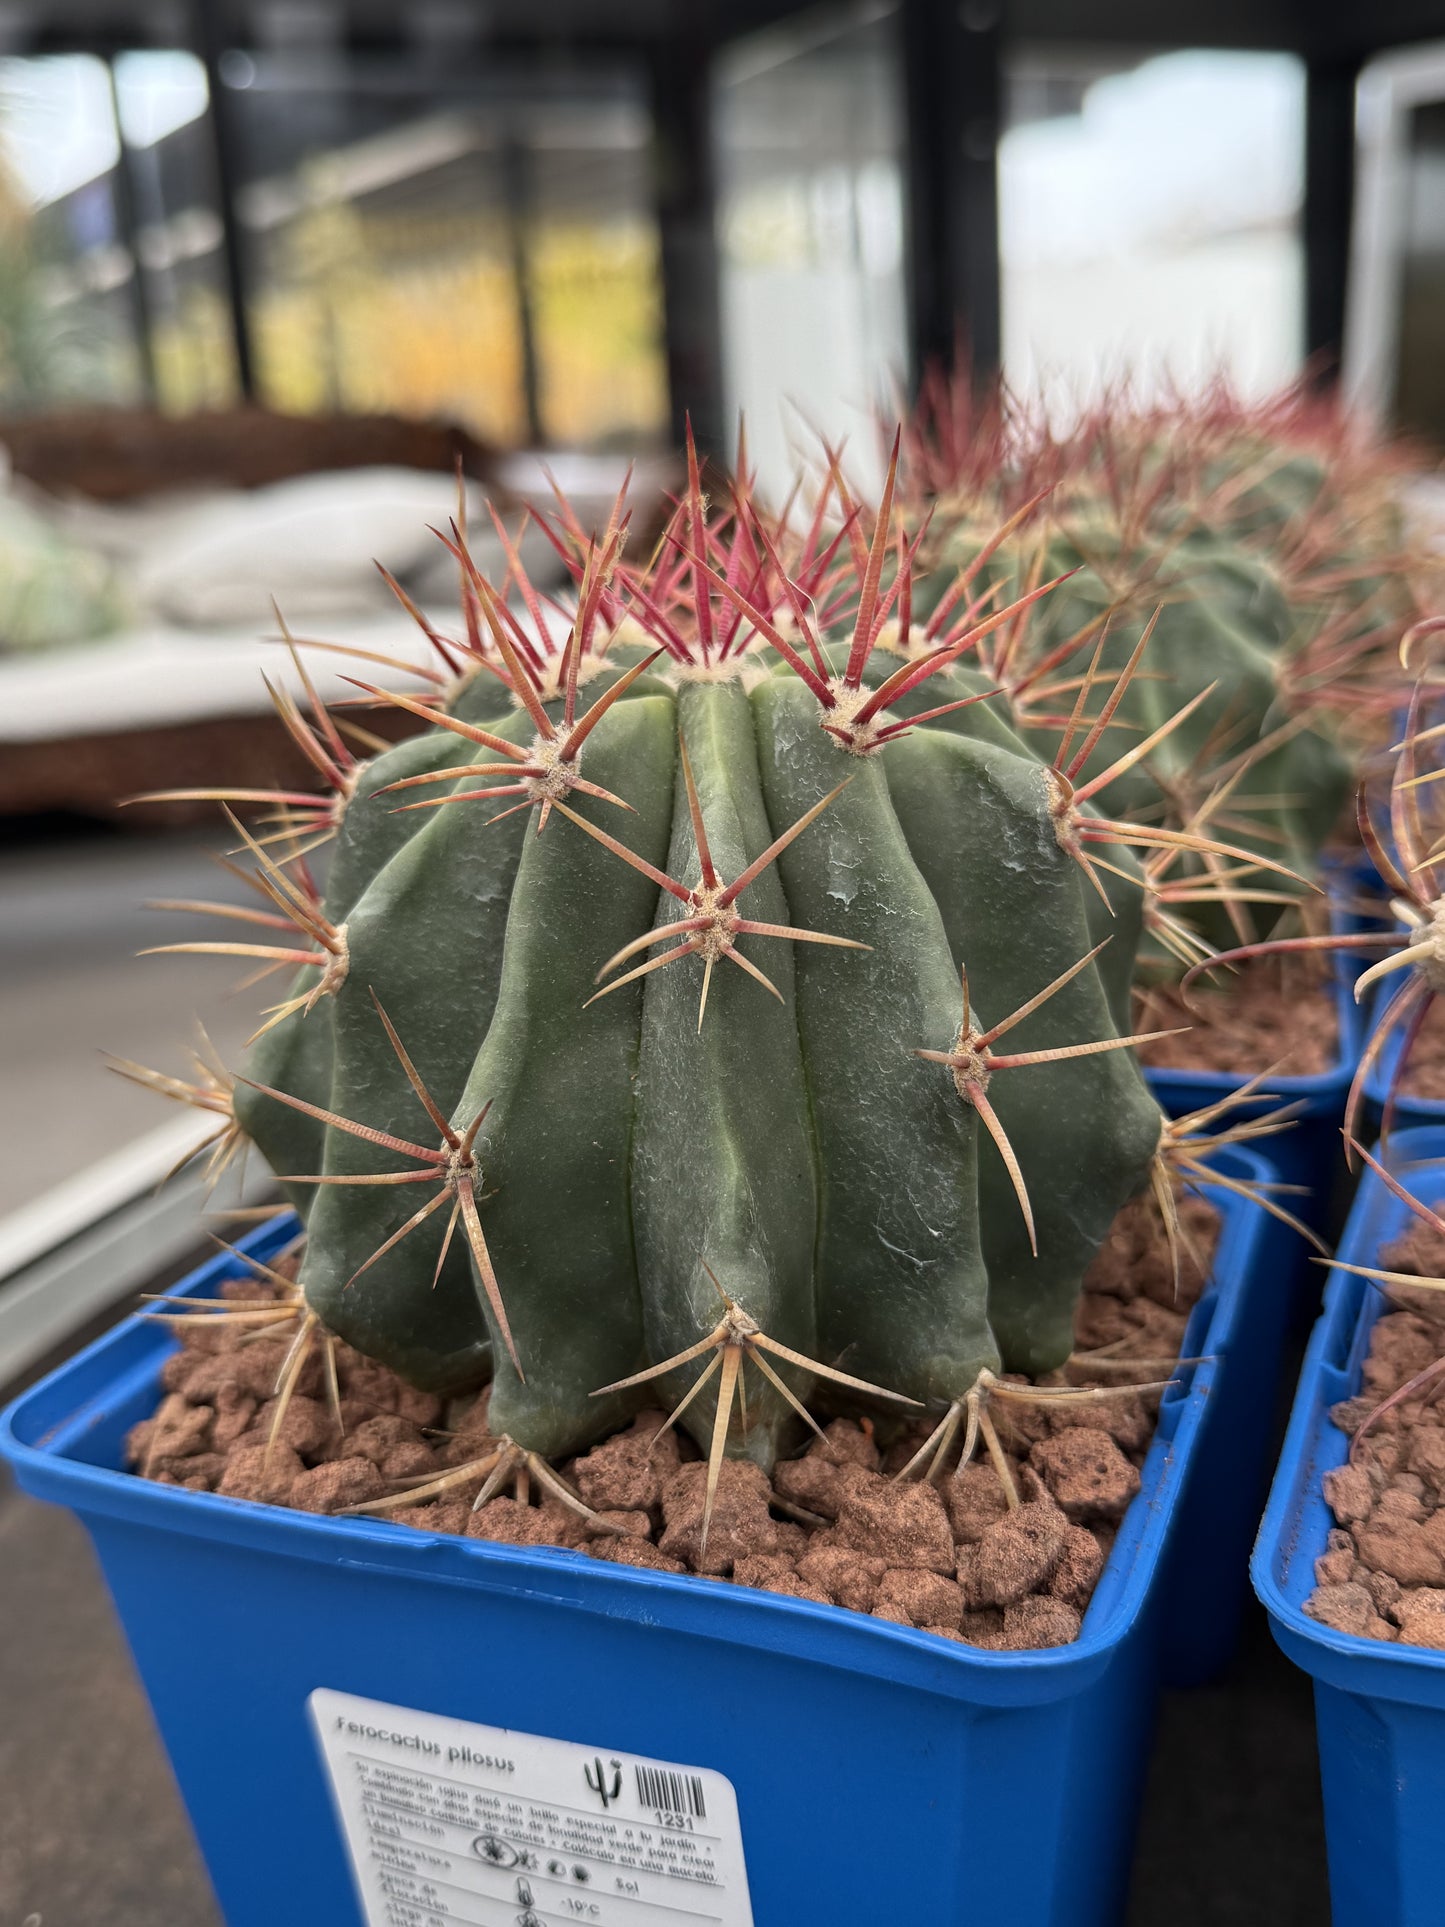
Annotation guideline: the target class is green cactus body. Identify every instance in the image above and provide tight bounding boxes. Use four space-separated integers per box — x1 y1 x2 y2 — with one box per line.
453 694 676 1455
296 708 536 1391
751 674 999 1408
863 651 1145 1028
232 975 332 1221
630 679 819 1467
212 506 1175 1478
883 726 1163 1369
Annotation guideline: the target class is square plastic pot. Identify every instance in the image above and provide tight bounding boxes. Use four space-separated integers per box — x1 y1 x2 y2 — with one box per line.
1253 1124 1445 1927
4 1153 1278 1927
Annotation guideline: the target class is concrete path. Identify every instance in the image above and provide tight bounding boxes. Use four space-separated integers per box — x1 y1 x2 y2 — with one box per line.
0 1468 219 1926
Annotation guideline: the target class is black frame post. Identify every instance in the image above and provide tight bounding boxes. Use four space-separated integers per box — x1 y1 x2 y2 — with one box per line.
900 0 1002 390
191 0 257 400
105 56 159 405
501 130 545 445
1303 58 1360 380
647 18 726 454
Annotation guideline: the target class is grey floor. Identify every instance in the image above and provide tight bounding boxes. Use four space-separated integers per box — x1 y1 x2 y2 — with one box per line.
0 822 1331 1924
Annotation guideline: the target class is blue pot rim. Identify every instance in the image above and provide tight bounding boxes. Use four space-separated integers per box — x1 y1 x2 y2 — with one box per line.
1145 923 1365 1111
5 1152 1275 1714
1253 1123 1445 1707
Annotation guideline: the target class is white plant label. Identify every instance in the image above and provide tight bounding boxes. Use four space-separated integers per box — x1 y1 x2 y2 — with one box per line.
310 1688 755 1927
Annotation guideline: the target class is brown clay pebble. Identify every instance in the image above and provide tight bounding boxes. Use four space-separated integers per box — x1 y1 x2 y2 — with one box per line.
770 1418 878 1517
391 1385 445 1429
658 1461 778 1576
1398 995 1445 1099
584 1510 653 1543
1029 1429 1141 1524
212 1391 259 1450
1049 1525 1106 1610
245 1394 336 1461
438 1391 496 1465
342 1414 426 1466
1364 1569 1402 1617
943 1462 1011 1544
380 1442 441 1481
1409 1427 1445 1493
732 1554 831 1605
771 1453 870 1521
1321 1463 1374 1526
1083 1191 1219 1312
164 1352 241 1403
414 1501 472 1535
873 1569 965 1633
151 1451 227 1490
830 1475 956 1573
1391 1588 1445 1648
817 1418 883 1471
289 1458 386 1515
772 1520 809 1557
796 1544 887 1614
225 1340 297 1402
954 1609 1009 1649
1001 1597 1082 1649
957 1497 1070 1610
1314 1528 1360 1588
1352 1512 1445 1588
592 1537 687 1574
217 1442 305 1504
1376 1486 1427 1524
1305 1582 1396 1640
128 1399 213 1465
571 1412 681 1518
467 1498 583 1549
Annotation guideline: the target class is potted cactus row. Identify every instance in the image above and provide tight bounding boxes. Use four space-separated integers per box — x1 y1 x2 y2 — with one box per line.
4 386 1431 1927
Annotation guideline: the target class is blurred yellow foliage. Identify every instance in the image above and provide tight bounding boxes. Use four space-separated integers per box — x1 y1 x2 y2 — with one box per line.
150 192 668 449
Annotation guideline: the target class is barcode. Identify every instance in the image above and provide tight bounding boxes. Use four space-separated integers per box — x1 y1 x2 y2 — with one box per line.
634 1765 707 1819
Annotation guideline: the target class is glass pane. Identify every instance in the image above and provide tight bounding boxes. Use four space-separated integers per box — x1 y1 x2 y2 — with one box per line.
714 8 908 503
112 50 240 412
223 55 666 449
525 99 668 447
1001 49 1306 415
1394 99 1445 443
0 54 146 411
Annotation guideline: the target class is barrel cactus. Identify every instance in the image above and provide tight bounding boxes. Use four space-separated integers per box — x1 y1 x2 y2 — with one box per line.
901 380 1423 966
131 451 1289 1533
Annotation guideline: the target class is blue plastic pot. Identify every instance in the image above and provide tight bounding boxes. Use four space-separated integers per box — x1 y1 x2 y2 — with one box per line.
4 1156 1277 1927
1254 1124 1445 1927
1156 1145 1303 1689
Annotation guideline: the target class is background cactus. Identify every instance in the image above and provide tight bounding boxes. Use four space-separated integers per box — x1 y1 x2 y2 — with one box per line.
901 378 1426 966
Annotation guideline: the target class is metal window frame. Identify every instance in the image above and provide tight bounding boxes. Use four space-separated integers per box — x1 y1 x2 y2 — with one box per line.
1344 37 1445 424
0 1114 276 1390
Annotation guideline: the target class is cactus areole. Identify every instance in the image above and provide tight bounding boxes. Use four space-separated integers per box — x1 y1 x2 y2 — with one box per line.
161 456 1204 1499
